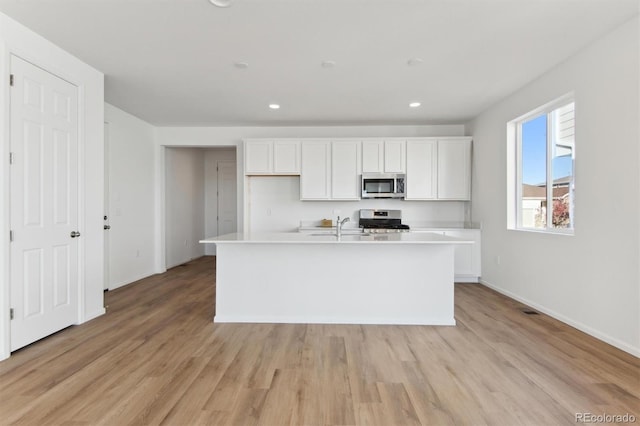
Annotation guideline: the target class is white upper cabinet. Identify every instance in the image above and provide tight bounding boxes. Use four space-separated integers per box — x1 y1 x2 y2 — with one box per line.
246 136 471 201
405 139 437 200
244 140 300 175
405 137 472 200
384 139 406 173
300 140 331 200
362 140 384 173
437 138 471 200
273 141 300 174
331 140 361 200
244 140 272 174
362 140 405 173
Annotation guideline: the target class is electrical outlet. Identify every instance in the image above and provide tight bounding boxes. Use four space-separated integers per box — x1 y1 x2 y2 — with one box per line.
495 255 501 265
266 208 272 216
136 249 140 258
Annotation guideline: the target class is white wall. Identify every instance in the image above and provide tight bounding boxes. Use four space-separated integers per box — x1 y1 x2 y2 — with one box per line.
204 148 237 255
165 148 206 268
467 17 639 355
0 12 105 360
248 176 466 232
105 103 156 289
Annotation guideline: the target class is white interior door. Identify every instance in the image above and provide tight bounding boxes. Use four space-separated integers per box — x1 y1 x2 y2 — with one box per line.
217 161 237 236
9 55 80 351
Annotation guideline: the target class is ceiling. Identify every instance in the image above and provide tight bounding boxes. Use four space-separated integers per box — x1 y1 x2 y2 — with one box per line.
0 0 637 126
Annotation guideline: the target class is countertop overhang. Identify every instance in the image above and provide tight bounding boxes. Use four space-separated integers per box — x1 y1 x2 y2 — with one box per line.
200 232 474 245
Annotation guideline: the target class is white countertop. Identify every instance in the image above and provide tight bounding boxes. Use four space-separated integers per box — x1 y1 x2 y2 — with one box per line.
200 232 474 245
298 221 481 233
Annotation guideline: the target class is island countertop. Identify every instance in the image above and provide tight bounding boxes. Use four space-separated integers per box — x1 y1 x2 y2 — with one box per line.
200 232 474 245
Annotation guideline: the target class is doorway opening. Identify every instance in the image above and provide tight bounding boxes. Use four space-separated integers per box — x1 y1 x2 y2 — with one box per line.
164 147 237 269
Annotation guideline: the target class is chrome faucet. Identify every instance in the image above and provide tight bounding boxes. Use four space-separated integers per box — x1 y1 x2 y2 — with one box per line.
336 216 350 237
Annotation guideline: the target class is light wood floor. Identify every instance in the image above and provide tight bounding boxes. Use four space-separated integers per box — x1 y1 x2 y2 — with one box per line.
1 256 638 426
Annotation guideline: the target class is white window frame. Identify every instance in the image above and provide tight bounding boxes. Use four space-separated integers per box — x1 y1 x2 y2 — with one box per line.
507 93 575 235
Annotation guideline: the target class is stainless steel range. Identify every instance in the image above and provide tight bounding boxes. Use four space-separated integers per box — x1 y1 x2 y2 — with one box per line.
359 209 410 233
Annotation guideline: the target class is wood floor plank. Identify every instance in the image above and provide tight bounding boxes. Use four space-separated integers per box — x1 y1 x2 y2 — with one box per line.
1 257 637 425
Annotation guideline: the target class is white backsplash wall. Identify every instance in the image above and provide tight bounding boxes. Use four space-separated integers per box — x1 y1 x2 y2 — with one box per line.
248 176 466 232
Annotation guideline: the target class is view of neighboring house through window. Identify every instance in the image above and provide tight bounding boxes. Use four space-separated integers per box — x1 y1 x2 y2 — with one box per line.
511 96 575 233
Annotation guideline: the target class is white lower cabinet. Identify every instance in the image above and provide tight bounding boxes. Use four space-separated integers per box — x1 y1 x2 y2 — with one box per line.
412 229 481 282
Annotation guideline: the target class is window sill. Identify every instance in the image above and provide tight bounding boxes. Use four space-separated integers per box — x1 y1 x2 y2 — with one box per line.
507 227 574 236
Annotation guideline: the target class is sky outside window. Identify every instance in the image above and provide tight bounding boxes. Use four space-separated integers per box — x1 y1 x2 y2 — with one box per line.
521 115 573 184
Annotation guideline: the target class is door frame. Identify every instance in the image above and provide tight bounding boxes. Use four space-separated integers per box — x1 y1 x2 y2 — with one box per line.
0 35 105 360
155 145 240 273
104 121 110 290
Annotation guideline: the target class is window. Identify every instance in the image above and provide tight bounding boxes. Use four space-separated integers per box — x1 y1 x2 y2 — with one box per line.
508 95 575 233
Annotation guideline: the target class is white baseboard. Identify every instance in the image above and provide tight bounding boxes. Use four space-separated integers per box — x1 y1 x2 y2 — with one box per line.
479 279 640 358
455 276 479 283
214 315 456 326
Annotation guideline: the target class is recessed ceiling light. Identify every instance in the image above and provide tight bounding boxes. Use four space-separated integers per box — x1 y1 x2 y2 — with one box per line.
321 61 336 68
269 104 280 110
407 58 424 66
208 0 231 7
409 102 421 108
234 61 249 69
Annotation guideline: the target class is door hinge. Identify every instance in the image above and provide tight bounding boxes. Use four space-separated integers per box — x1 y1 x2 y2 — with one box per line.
9 74 14 87
9 230 13 242
10 308 14 320
9 152 14 164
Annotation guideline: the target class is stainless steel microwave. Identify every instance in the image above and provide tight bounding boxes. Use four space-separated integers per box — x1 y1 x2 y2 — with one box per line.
361 173 405 199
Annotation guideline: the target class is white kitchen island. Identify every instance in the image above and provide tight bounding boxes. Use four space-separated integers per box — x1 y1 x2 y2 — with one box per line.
200 232 473 326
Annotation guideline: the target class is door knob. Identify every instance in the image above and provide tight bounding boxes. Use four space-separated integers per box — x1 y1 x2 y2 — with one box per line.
70 231 81 238
104 225 111 230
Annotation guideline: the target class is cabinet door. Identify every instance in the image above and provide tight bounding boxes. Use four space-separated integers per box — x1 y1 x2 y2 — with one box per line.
437 139 471 200
300 141 331 200
406 140 437 199
384 140 406 173
443 230 481 278
331 140 361 199
273 141 300 174
362 140 383 173
245 140 272 174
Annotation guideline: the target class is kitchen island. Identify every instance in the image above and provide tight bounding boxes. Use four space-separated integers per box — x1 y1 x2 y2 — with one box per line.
200 232 473 326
